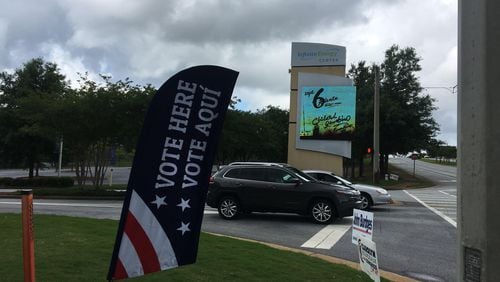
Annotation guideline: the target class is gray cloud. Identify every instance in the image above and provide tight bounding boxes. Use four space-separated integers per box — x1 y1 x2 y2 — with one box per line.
0 0 71 65
157 0 370 43
57 0 371 45
0 0 457 145
0 0 372 84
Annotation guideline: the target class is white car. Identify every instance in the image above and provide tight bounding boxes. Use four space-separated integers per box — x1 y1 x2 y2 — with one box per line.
303 170 392 210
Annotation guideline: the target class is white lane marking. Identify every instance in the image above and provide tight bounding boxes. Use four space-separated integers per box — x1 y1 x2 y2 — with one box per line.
301 222 351 249
404 190 457 228
439 190 457 198
0 201 20 205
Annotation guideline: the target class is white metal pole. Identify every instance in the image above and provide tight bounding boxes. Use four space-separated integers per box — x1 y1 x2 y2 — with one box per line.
373 67 380 183
58 137 63 177
109 168 113 186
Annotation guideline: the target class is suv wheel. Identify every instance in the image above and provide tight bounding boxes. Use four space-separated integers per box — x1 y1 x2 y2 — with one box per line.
360 193 373 210
310 200 335 224
218 196 240 220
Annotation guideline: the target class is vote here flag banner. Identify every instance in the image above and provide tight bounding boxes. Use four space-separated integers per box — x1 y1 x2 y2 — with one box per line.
107 66 238 280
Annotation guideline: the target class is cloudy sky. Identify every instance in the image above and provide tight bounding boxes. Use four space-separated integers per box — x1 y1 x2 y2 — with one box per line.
0 0 457 145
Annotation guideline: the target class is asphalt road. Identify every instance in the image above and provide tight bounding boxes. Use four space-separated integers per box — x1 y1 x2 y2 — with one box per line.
390 157 456 180
202 191 457 281
391 157 457 226
0 159 458 281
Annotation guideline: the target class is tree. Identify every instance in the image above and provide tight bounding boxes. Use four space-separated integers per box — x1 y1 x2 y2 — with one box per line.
426 138 446 160
216 106 289 164
256 106 289 162
217 109 260 163
347 61 376 177
379 45 439 174
0 58 68 176
53 73 154 187
348 45 439 176
426 139 456 164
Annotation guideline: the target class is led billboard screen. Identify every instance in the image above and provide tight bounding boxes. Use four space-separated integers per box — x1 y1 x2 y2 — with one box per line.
299 86 356 140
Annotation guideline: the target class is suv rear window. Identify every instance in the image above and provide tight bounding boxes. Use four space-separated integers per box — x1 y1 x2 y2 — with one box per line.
224 168 242 179
224 167 268 182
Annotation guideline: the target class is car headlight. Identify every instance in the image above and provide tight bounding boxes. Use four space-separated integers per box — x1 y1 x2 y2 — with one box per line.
337 189 360 195
376 188 388 195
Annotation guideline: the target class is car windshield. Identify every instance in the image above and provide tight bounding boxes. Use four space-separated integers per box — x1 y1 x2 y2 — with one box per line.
334 174 353 185
286 166 316 182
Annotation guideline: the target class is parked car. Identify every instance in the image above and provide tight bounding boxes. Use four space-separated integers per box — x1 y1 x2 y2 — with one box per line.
303 170 392 210
206 162 361 224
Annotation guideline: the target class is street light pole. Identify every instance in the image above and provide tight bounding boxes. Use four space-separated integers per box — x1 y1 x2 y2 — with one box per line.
459 0 500 280
373 67 380 183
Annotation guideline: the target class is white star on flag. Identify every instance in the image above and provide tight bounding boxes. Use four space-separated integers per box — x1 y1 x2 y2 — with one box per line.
177 222 191 235
151 195 167 209
177 198 191 212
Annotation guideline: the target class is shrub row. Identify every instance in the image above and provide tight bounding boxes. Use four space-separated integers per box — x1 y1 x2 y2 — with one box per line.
33 186 125 197
0 176 74 188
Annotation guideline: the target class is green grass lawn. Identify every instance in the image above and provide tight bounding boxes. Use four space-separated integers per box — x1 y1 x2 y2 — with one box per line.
0 214 383 281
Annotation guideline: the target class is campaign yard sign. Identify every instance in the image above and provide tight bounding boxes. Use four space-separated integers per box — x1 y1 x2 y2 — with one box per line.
107 66 238 280
357 237 380 282
352 208 374 245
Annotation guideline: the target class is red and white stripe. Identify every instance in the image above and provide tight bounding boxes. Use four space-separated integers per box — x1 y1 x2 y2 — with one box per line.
113 190 178 279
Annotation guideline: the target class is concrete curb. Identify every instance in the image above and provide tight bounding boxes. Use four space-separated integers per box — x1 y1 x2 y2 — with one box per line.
206 232 418 282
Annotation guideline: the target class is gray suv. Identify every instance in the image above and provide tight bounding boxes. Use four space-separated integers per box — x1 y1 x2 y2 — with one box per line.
206 162 361 224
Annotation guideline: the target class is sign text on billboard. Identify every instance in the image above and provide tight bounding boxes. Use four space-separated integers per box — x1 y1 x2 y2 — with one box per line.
300 86 356 140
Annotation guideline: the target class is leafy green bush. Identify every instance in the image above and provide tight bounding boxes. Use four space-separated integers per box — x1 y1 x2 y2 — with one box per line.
0 177 14 186
31 186 124 197
2 177 74 188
